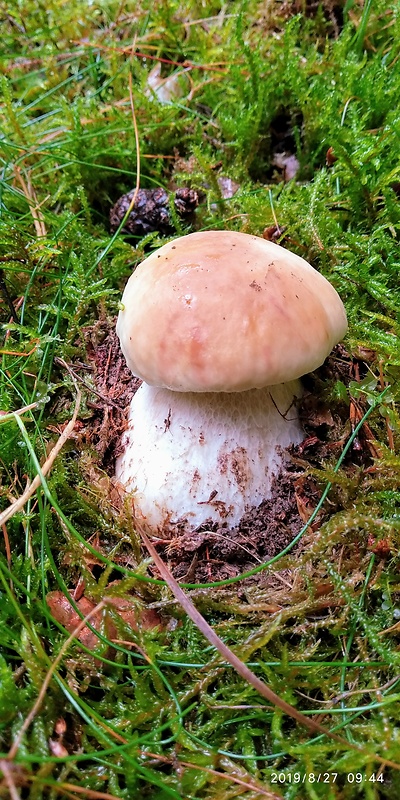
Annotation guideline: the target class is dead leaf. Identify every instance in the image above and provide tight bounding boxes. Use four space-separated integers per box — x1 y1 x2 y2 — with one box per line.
46 587 161 655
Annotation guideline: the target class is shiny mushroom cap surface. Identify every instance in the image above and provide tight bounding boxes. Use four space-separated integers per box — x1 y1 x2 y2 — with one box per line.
117 230 347 392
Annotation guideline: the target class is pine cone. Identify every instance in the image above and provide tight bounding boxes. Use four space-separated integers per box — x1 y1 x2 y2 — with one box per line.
110 187 199 235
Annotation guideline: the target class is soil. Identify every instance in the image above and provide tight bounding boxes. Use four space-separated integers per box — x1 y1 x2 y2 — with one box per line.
267 0 344 38
78 318 140 466
164 465 310 584
75 320 374 583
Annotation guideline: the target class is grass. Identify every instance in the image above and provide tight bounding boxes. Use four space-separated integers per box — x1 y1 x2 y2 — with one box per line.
1 0 400 797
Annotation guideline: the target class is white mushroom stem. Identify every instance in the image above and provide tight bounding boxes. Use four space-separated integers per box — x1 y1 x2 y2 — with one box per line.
116 380 304 532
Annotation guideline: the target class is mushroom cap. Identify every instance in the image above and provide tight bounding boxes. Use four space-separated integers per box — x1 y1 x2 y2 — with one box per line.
116 231 347 392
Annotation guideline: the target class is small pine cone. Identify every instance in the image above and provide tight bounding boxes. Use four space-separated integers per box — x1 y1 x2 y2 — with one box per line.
110 187 199 235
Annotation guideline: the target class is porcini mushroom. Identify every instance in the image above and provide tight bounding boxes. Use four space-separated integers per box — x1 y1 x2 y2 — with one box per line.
116 231 347 532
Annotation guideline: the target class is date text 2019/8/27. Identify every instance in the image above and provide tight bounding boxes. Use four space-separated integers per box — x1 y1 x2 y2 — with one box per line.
270 772 384 784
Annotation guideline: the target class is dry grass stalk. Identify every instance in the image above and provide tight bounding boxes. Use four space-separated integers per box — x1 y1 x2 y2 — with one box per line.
13 165 48 239
0 389 82 528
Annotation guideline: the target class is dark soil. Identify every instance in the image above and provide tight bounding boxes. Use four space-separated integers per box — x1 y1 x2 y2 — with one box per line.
164 466 309 584
78 318 140 466
272 0 344 38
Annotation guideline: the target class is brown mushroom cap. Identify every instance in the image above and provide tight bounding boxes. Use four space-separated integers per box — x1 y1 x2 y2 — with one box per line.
117 231 347 392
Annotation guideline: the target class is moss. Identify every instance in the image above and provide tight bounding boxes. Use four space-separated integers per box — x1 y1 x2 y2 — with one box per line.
1 1 400 797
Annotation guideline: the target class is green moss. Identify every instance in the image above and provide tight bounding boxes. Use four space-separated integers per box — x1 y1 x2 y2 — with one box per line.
1 1 400 797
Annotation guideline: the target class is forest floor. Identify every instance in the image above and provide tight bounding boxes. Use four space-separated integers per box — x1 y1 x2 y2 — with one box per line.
1 1 400 798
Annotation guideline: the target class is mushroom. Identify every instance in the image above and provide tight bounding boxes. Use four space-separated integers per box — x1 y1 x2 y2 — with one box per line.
116 231 347 532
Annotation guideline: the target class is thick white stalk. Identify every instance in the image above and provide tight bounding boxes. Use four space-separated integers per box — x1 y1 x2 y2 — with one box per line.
116 381 303 532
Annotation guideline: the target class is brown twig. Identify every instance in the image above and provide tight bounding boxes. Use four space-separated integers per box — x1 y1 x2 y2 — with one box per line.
0 401 41 422
72 40 230 73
